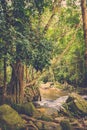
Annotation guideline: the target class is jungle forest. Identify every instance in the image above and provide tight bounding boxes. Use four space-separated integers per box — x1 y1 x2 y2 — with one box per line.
0 0 87 130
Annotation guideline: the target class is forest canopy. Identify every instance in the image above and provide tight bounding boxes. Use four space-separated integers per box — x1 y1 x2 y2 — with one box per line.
0 0 87 103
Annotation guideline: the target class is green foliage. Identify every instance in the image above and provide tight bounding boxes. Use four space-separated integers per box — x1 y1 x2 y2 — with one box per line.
34 0 44 14
0 0 52 75
0 0 86 88
49 2 85 87
32 37 52 71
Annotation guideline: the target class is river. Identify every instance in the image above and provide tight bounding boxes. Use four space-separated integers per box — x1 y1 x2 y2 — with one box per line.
36 85 87 111
36 86 69 111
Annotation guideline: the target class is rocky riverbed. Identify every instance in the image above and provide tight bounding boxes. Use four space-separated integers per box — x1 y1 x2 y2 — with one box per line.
0 83 87 130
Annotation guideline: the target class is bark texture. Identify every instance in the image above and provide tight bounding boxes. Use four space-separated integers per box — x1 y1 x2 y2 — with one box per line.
8 62 24 104
81 0 87 86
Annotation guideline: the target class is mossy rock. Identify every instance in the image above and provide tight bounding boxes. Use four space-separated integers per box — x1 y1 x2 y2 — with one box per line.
36 107 58 118
65 93 87 117
60 120 73 130
13 102 36 116
40 115 53 121
0 104 25 130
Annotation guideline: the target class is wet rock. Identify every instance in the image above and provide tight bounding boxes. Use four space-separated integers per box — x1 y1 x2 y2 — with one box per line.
82 95 87 100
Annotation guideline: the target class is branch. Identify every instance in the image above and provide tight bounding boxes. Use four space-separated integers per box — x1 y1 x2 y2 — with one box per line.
43 0 62 33
51 22 81 67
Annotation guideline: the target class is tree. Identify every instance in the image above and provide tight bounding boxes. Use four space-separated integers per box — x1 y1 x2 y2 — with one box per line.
0 0 12 102
81 0 87 86
0 0 52 103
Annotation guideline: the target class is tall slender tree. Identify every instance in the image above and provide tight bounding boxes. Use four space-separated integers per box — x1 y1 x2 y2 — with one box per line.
0 0 11 101
81 0 87 86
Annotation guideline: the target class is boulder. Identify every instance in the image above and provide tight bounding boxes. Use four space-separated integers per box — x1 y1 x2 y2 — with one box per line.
37 107 58 116
0 104 25 129
64 93 87 117
36 107 58 120
12 102 36 116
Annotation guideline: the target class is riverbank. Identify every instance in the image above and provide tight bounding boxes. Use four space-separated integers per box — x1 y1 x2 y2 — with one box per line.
0 82 87 130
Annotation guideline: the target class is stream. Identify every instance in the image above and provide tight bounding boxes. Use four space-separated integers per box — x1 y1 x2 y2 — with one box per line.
37 95 68 111
36 85 87 111
36 86 69 111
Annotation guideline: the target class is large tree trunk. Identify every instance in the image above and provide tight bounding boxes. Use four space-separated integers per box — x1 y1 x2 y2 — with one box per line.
9 62 24 104
81 0 87 86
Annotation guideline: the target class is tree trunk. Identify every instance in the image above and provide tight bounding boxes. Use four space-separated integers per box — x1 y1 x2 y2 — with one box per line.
25 65 30 83
9 62 24 103
3 57 7 103
81 0 87 86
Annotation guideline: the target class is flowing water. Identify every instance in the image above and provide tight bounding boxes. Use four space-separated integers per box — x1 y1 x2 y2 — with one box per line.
36 86 69 111
37 86 87 111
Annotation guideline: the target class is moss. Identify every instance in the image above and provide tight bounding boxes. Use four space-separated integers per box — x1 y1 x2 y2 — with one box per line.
13 102 36 116
60 120 73 130
0 104 25 129
40 115 53 121
65 93 87 117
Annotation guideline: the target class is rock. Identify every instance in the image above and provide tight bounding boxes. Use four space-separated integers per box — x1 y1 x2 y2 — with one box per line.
82 95 87 100
37 107 58 118
54 117 67 123
32 107 59 121
20 115 61 130
40 114 53 121
25 121 38 130
12 102 36 116
60 120 73 130
20 114 36 122
42 121 61 130
0 104 25 129
64 93 87 117
35 121 42 130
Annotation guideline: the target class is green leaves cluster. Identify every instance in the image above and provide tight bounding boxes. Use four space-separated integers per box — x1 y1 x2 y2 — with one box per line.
0 0 52 72
0 0 86 87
